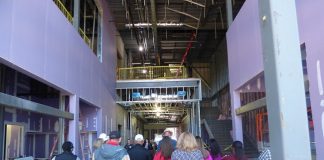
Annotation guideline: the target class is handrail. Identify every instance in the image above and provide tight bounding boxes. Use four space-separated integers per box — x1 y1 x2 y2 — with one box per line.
54 0 73 23
78 28 92 47
53 0 92 50
201 119 214 139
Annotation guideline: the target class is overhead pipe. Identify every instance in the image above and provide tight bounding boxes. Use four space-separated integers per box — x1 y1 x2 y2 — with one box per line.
176 32 196 77
150 0 160 65
180 32 196 65
125 0 145 64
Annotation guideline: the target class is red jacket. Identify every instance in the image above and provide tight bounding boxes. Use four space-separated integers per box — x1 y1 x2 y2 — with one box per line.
153 151 171 160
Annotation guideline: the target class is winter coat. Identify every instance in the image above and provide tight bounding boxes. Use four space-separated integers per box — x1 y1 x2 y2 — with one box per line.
94 143 130 160
128 144 153 160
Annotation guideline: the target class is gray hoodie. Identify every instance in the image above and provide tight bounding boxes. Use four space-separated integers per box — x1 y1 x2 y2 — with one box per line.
94 143 130 160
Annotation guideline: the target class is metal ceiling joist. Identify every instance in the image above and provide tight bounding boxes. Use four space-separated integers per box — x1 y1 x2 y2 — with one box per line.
116 79 201 89
184 0 206 8
183 23 198 30
161 47 196 49
166 7 200 21
160 40 198 43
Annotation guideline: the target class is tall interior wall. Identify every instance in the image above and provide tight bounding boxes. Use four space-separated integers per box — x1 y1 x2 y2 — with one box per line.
226 0 324 158
0 0 119 158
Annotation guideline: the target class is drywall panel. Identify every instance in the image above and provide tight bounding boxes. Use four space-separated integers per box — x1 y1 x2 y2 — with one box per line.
296 0 324 158
0 0 117 109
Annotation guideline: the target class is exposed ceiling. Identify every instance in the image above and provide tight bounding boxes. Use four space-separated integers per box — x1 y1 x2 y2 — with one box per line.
108 0 245 66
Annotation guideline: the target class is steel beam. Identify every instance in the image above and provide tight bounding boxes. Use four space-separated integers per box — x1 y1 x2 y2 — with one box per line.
68 95 80 155
226 0 233 27
0 92 73 119
259 0 311 159
235 97 266 115
117 99 201 105
73 0 80 29
184 0 205 8
58 95 66 153
166 7 199 21
197 101 201 136
116 79 201 89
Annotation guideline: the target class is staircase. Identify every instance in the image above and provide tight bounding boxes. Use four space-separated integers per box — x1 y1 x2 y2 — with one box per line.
207 120 233 155
243 134 260 158
200 107 233 155
200 107 259 158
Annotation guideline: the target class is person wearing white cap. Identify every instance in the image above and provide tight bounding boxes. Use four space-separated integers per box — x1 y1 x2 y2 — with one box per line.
127 134 153 160
98 133 109 143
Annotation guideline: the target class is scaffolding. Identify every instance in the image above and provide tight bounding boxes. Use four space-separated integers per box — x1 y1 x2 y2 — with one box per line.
116 78 202 136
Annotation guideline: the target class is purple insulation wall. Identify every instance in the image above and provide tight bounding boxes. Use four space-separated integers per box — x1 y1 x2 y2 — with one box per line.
0 0 117 115
0 0 118 147
226 0 263 141
35 135 46 158
227 0 324 157
80 101 98 131
296 0 324 158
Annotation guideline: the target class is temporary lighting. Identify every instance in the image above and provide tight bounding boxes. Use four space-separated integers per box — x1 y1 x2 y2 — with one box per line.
156 107 161 112
156 113 161 117
125 22 184 28
142 69 147 74
139 46 144 52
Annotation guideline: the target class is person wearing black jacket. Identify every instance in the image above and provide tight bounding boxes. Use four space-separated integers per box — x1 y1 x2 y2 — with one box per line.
124 139 134 151
128 134 153 160
51 141 80 160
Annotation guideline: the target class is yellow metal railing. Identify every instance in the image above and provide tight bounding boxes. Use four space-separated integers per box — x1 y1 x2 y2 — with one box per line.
118 66 188 80
53 0 92 49
54 0 73 23
78 28 92 47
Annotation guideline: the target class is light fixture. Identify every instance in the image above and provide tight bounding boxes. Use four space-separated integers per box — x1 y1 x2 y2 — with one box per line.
156 107 161 112
156 113 161 117
139 46 144 52
142 69 147 74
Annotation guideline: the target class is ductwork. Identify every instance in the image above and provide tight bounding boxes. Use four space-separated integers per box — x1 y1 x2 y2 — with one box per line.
150 0 160 65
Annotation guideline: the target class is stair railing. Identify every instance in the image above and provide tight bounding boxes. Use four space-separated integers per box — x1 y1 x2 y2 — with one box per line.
201 119 214 140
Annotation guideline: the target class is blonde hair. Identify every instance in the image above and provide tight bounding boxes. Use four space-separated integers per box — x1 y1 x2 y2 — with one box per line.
176 132 198 152
195 136 209 158
93 138 104 149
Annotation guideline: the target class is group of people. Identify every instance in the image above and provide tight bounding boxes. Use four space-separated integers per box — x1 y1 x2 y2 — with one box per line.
52 129 248 160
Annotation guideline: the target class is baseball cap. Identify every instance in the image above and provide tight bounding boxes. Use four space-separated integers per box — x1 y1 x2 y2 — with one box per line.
109 131 121 139
134 134 144 141
98 133 109 141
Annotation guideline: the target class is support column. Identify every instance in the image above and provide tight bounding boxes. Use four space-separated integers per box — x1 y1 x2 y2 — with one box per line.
68 95 80 155
129 112 133 139
73 0 80 29
0 107 4 159
231 91 243 142
226 0 233 27
58 95 66 153
191 104 195 134
197 101 201 137
259 0 311 159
